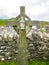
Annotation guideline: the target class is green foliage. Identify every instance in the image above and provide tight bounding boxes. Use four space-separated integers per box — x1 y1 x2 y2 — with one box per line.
41 28 46 33
0 18 16 26
28 60 49 65
40 21 49 27
0 19 49 27
0 61 49 65
0 19 6 26
0 61 18 65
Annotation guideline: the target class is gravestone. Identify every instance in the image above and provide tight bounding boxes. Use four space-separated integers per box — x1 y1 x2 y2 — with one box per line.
18 6 28 65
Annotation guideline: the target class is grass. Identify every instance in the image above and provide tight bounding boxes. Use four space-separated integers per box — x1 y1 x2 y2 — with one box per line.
0 19 6 26
0 61 18 65
28 60 49 65
0 19 49 27
0 60 49 65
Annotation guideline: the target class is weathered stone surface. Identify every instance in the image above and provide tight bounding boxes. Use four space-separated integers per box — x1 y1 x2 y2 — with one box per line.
27 30 49 60
0 26 18 61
